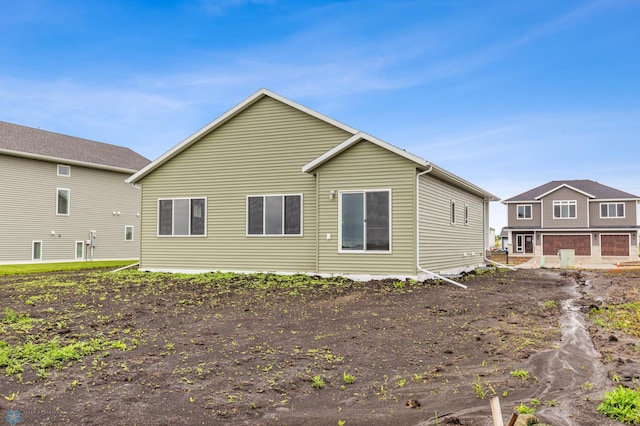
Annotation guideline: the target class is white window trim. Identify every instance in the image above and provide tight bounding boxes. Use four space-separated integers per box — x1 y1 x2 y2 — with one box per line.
338 189 392 254
246 194 304 237
75 240 85 260
600 202 625 219
553 200 577 219
515 235 524 253
516 204 532 220
57 164 71 177
32 240 43 261
157 197 207 237
124 225 134 241
56 188 70 216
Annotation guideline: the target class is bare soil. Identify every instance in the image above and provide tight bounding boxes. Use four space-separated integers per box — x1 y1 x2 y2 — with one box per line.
0 267 638 425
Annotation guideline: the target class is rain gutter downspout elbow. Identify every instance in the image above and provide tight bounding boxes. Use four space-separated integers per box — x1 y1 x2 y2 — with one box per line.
484 257 516 271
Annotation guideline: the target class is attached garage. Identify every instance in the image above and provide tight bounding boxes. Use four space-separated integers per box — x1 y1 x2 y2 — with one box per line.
601 234 630 256
543 234 591 256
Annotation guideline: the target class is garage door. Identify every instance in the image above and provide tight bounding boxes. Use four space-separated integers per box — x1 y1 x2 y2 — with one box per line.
601 235 629 256
543 235 591 256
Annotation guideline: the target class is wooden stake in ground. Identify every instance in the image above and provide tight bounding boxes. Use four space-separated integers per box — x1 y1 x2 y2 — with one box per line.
490 396 504 426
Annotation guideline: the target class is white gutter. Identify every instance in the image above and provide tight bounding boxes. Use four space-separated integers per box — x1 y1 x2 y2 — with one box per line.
418 267 468 289
111 262 140 272
416 166 466 289
484 257 516 271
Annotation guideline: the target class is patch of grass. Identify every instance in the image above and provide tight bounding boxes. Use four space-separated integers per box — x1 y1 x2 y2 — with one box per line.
343 372 355 384
510 369 530 381
516 402 535 414
589 302 640 337
597 385 640 424
312 374 325 389
0 337 128 376
0 261 137 276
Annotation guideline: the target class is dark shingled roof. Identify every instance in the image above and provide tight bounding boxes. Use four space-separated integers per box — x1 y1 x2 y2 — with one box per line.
0 121 150 172
503 179 640 202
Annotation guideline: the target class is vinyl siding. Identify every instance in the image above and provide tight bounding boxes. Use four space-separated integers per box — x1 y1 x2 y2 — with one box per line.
506 202 541 228
0 154 141 263
315 141 416 275
138 96 352 272
419 174 485 273
541 187 589 228
589 200 637 227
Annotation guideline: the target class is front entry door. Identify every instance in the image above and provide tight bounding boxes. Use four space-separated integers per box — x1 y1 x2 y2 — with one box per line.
524 235 534 254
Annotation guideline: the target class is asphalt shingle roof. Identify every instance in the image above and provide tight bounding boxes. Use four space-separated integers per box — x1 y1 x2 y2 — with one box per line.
0 121 150 172
503 179 639 202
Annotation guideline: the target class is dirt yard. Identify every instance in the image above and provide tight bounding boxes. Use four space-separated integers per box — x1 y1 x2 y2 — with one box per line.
0 267 638 425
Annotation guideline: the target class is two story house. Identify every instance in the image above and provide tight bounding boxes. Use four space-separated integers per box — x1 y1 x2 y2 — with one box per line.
0 121 150 264
502 180 640 264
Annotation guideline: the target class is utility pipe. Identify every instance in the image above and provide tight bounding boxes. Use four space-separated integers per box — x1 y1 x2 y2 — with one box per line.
418 267 468 289
484 257 516 271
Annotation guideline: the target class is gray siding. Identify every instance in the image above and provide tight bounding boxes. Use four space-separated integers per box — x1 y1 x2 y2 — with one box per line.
506 202 541 228
589 200 638 227
315 140 416 275
0 154 142 263
541 187 589 228
419 174 486 273
138 96 352 272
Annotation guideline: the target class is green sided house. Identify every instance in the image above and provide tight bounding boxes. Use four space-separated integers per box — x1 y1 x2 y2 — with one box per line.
127 89 498 280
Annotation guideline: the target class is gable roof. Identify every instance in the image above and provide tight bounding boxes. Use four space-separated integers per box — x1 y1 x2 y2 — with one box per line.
126 88 498 201
301 131 429 172
127 88 359 183
502 180 640 203
0 121 150 173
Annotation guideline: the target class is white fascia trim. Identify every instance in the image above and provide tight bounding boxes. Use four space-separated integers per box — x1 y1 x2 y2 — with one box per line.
0 148 139 174
534 184 595 200
302 132 429 173
429 162 500 201
127 88 359 183
502 200 541 205
590 198 640 202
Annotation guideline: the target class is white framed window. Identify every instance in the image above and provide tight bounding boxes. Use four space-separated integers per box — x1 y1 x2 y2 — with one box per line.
32 241 42 261
600 203 625 218
464 204 469 225
158 198 206 236
125 225 134 241
515 235 524 253
75 241 84 260
247 194 302 236
339 190 391 253
517 204 532 220
57 188 70 215
450 201 456 224
57 164 70 177
553 200 576 219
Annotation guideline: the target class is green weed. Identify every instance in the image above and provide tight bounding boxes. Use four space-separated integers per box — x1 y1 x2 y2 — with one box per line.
597 385 640 424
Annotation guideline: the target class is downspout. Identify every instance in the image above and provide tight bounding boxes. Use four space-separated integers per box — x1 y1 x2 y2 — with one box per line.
416 166 468 289
315 172 320 274
482 198 516 271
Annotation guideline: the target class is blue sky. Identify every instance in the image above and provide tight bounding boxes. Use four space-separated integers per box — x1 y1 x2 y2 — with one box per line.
2 0 639 230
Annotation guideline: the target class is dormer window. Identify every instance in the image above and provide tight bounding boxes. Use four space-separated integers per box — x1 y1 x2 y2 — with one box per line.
553 200 576 219
57 164 70 177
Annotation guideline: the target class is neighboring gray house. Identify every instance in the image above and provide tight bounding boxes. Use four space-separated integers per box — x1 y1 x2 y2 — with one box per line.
502 180 640 264
0 121 150 264
127 89 498 280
